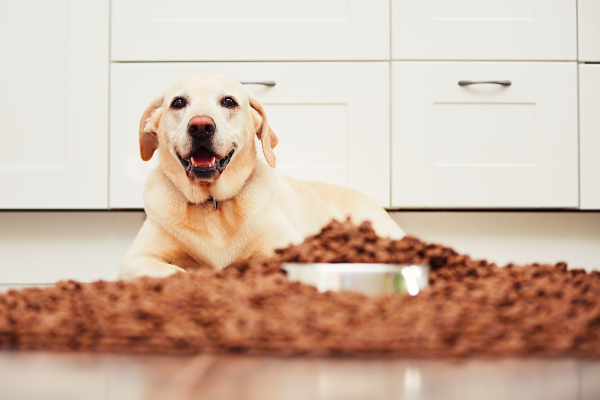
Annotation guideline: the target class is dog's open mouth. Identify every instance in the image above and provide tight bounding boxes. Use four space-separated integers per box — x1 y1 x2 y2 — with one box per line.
177 147 235 180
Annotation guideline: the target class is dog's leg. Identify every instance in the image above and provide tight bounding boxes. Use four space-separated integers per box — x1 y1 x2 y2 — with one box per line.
119 219 192 280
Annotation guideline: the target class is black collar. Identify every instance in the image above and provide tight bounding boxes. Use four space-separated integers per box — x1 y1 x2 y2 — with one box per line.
207 196 219 210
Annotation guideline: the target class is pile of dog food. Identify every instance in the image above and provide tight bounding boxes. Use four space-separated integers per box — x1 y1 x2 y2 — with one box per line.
1 219 599 357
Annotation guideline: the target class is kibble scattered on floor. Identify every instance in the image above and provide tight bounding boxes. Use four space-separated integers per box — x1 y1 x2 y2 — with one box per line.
1 219 599 357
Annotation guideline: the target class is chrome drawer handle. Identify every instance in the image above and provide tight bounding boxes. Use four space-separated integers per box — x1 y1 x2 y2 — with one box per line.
458 80 511 87
240 81 276 87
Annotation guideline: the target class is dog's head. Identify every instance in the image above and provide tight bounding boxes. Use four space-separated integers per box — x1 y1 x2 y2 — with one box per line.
139 74 278 203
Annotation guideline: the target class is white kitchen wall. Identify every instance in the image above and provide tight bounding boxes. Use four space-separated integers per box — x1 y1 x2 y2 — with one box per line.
391 212 600 271
0 211 598 285
0 212 144 284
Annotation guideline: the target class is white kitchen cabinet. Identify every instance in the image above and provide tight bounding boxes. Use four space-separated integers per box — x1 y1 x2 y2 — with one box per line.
111 0 389 61
110 62 390 208
391 62 578 208
578 0 600 62
392 0 577 61
580 64 600 210
0 1 109 209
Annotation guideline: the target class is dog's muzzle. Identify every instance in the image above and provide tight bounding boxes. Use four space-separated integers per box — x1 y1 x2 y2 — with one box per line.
177 116 234 180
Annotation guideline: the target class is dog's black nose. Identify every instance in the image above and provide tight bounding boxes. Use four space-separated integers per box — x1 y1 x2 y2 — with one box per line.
187 116 216 137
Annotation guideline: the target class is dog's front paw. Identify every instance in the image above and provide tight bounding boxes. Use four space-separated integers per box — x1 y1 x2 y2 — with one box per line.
118 259 187 280
141 264 187 279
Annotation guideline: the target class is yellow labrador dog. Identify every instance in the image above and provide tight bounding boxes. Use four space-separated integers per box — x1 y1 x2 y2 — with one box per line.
119 74 405 280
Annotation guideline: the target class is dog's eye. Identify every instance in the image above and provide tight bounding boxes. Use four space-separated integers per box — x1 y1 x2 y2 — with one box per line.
171 97 187 110
220 97 238 109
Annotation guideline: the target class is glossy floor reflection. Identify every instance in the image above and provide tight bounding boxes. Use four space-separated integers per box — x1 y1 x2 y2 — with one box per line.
0 351 599 400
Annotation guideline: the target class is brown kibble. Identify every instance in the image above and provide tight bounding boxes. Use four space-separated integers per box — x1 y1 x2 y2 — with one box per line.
0 219 599 358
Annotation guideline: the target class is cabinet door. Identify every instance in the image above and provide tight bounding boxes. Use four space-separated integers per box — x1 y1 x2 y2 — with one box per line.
391 62 578 208
580 64 600 209
0 1 109 209
110 62 390 208
578 0 600 62
111 0 389 61
392 0 576 61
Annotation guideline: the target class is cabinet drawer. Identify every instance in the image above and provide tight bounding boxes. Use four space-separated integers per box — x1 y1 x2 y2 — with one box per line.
578 0 600 62
110 62 390 208
391 62 578 208
111 0 389 61
392 0 576 61
580 64 600 209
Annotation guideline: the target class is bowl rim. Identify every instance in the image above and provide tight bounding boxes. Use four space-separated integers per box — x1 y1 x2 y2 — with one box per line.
281 263 429 274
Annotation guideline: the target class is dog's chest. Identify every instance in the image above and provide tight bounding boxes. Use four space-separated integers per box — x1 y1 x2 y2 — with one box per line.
167 209 267 270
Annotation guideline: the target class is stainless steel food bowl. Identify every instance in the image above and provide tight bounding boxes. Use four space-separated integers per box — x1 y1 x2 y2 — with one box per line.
282 263 430 296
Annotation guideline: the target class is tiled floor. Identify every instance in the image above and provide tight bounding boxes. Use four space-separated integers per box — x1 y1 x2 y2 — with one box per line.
0 351 598 400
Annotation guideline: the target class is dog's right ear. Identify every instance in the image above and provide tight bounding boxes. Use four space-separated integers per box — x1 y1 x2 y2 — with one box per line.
139 93 165 161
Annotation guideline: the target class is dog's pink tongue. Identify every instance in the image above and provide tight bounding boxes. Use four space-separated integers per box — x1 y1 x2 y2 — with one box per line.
191 148 215 167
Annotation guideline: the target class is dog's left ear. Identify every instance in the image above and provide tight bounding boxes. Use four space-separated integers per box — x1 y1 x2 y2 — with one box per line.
248 93 278 168
139 93 165 161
